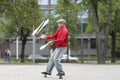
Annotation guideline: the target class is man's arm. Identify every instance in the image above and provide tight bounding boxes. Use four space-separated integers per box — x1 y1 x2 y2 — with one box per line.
40 31 58 39
46 31 58 39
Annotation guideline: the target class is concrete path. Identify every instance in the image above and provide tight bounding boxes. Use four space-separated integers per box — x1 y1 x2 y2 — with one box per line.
0 63 120 80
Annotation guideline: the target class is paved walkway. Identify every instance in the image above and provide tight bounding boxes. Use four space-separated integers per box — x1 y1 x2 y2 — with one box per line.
0 63 120 80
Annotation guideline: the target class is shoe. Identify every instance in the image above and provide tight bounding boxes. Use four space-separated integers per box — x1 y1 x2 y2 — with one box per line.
57 73 65 76
41 72 51 75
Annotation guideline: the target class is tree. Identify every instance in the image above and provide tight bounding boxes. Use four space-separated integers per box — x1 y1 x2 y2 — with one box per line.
1 0 43 62
86 0 120 63
0 0 13 42
110 0 120 63
0 0 8 16
81 0 113 64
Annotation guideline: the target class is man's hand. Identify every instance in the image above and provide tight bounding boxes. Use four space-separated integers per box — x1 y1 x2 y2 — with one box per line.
40 34 47 39
47 40 54 45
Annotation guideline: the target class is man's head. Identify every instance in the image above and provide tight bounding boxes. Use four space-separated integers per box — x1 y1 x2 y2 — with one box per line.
57 19 66 28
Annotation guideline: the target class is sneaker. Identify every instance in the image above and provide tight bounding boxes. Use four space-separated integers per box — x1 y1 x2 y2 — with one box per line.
57 73 65 76
41 72 51 75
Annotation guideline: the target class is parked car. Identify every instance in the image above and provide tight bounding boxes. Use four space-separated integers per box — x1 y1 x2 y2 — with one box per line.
62 55 79 62
28 54 48 60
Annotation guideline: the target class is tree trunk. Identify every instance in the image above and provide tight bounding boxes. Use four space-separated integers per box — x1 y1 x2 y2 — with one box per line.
20 29 30 62
91 0 102 64
91 0 112 64
20 39 27 62
101 0 112 64
111 31 116 63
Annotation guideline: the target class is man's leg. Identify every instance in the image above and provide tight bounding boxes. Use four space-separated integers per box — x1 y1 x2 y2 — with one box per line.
6 57 8 62
53 48 67 75
44 48 57 74
8 57 10 62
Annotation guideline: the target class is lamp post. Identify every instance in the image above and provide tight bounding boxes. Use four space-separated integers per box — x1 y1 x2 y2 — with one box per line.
80 14 84 63
32 25 35 64
66 10 71 62
13 0 19 60
32 2 35 63
16 29 19 60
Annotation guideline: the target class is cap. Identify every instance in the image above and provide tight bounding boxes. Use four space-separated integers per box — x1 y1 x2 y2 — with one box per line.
57 19 66 24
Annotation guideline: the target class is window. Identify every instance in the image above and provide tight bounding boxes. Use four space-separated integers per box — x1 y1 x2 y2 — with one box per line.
42 10 49 15
78 39 88 49
90 39 96 49
76 0 82 4
70 0 74 3
50 10 55 15
83 23 88 33
77 10 88 18
83 39 88 49
50 0 57 5
38 0 48 5
50 10 59 18
70 0 82 3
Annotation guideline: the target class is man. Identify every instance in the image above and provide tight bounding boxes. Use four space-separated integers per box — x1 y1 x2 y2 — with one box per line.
40 19 68 77
5 49 11 62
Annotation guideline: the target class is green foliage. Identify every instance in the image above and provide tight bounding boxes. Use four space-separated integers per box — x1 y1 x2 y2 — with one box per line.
116 33 120 52
1 0 43 38
111 0 120 33
85 16 95 33
81 0 120 63
0 0 11 16
82 0 120 34
0 0 43 61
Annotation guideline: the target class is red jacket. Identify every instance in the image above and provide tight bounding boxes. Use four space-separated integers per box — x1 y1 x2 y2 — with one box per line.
46 26 68 48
